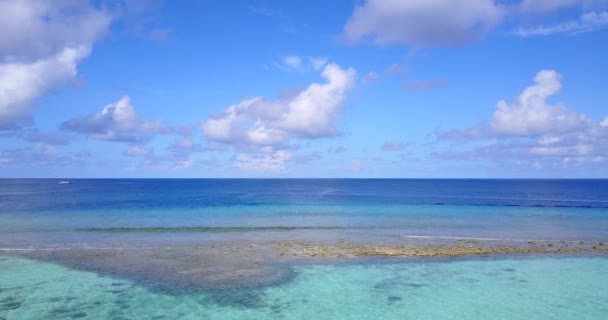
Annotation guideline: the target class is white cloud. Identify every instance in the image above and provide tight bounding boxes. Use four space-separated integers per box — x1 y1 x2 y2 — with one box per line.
0 46 90 128
62 96 170 142
343 0 504 47
235 150 292 171
438 69 608 164
0 0 110 61
203 63 356 147
0 0 111 128
513 11 608 36
489 70 590 136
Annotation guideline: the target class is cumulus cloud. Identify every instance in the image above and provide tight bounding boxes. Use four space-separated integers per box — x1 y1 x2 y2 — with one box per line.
0 0 111 128
438 69 608 164
0 0 110 61
489 70 590 136
0 46 90 128
343 0 504 47
442 70 593 139
203 63 356 147
62 96 170 142
513 11 608 36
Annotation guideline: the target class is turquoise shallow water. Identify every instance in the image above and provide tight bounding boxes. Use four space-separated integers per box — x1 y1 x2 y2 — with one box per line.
1 255 607 320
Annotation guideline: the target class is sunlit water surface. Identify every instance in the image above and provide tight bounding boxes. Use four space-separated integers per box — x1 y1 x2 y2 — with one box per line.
1 255 607 320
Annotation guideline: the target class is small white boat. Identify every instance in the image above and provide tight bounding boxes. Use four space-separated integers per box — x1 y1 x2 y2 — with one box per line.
58 180 72 185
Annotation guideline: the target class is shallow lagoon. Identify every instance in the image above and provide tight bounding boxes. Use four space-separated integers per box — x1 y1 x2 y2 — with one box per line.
1 255 607 320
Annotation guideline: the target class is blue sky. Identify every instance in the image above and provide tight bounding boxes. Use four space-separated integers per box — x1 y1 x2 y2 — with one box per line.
1 0 607 178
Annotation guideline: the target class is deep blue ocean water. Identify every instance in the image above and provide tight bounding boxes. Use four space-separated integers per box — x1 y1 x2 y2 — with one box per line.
1 179 608 246
1 179 608 319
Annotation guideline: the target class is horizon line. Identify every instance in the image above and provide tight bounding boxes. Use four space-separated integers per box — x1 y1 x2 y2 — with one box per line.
2 177 607 180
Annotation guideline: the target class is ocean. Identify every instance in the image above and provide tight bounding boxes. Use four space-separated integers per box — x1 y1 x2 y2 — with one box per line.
1 179 607 319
